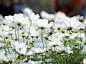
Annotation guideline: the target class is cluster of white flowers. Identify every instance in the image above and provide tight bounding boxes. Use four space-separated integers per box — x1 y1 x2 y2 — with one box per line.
0 7 86 64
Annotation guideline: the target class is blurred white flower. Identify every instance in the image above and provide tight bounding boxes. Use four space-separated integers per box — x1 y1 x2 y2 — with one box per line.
13 14 29 25
25 50 34 55
18 45 28 54
84 19 86 27
7 53 18 62
48 37 63 47
81 45 86 54
0 43 5 47
11 40 27 54
29 13 40 21
60 17 85 30
40 11 54 21
1 25 10 32
0 49 8 62
22 7 34 15
0 14 4 21
45 59 52 62
1 31 9 38
83 58 86 64
54 11 66 23
5 14 29 25
32 19 53 28
4 15 14 24
65 47 73 54
32 48 46 54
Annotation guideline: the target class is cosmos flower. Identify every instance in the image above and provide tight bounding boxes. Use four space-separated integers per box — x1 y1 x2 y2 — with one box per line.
40 11 54 21
83 58 86 64
0 49 8 62
32 48 46 54
5 14 29 26
54 11 66 23
29 13 40 21
32 19 53 28
22 7 34 15
60 17 85 30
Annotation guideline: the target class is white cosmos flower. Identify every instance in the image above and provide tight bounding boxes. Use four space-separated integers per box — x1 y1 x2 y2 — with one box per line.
5 14 29 25
61 32 79 39
1 31 9 38
60 17 85 30
40 11 54 21
83 58 86 64
18 46 28 54
25 50 34 55
65 47 73 54
1 25 10 32
4 15 14 24
0 49 8 62
45 59 52 62
11 40 27 54
29 13 40 21
48 38 63 46
0 14 4 21
55 46 65 52
14 14 29 25
81 45 86 54
84 19 86 27
7 53 18 62
0 43 5 47
54 11 66 23
32 19 53 28
32 48 46 54
22 7 34 15
11 40 19 48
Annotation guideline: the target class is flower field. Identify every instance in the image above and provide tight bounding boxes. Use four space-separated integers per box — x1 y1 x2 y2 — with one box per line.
0 7 86 64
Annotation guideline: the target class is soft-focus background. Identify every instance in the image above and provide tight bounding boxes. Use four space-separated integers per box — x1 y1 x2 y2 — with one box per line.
0 0 86 17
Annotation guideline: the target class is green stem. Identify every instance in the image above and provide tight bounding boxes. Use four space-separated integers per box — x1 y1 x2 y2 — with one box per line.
15 25 17 39
18 26 19 42
41 30 44 48
35 53 37 61
23 37 24 42
46 40 47 48
61 55 63 64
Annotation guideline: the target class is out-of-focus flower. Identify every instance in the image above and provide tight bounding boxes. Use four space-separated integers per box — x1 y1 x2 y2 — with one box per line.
0 49 8 62
83 58 86 64
32 48 46 54
5 14 29 25
11 40 27 54
25 50 34 55
84 19 86 27
29 13 40 21
65 47 73 54
13 14 29 25
40 11 54 21
7 53 18 62
60 17 85 30
54 11 66 23
32 19 53 28
22 7 34 15
0 14 4 21
48 37 63 46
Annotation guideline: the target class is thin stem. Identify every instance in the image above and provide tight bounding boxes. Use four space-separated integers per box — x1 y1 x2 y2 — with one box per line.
41 30 44 48
18 26 19 42
23 37 24 42
15 25 17 39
